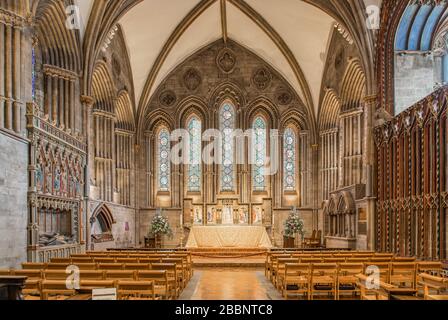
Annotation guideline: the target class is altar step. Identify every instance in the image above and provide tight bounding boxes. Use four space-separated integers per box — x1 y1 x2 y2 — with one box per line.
189 248 268 268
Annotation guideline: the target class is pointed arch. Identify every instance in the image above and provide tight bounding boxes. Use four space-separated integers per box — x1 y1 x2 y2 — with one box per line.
116 90 135 131
318 88 341 132
91 203 115 236
219 101 237 192
340 59 366 112
92 61 116 113
186 114 202 192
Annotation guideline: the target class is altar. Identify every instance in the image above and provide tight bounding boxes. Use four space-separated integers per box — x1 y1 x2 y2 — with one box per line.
185 226 272 248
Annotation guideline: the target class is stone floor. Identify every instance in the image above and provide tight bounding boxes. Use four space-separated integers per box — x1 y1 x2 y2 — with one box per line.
179 268 283 300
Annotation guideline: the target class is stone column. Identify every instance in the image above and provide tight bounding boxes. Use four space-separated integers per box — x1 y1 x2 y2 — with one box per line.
81 95 95 250
363 94 377 251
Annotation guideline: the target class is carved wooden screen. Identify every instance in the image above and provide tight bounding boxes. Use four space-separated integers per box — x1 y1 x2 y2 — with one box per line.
375 87 447 260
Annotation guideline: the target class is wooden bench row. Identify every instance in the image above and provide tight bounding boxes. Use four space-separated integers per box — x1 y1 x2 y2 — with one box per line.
0 269 180 300
266 255 414 280
269 261 446 300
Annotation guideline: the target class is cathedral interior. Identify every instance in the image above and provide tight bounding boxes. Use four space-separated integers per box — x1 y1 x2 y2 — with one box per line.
0 1 448 302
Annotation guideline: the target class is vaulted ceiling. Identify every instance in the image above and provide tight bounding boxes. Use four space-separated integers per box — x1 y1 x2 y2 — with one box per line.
75 0 379 132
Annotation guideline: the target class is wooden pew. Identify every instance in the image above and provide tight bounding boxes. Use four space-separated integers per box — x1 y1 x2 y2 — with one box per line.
310 263 338 300
40 280 76 300
117 281 156 300
282 263 311 300
104 270 136 281
336 263 364 300
151 263 180 298
418 273 448 299
137 270 171 300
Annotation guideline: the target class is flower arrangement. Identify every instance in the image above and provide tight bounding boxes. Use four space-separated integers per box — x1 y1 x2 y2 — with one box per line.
149 211 173 239
284 210 305 239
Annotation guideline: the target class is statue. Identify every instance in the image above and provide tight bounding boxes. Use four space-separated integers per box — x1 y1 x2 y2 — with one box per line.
194 208 203 225
252 207 263 224
61 167 67 196
54 164 61 194
35 162 43 192
45 162 52 194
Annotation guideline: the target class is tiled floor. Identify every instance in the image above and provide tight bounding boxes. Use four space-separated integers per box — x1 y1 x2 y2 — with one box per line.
180 268 283 300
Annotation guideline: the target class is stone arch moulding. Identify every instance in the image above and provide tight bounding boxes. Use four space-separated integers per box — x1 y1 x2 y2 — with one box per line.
91 203 116 240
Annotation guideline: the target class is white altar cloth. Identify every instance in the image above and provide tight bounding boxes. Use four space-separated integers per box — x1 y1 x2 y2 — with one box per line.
185 226 272 248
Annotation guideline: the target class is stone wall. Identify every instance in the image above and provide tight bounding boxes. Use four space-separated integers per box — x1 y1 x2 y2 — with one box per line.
0 132 28 268
90 201 136 250
139 209 182 248
395 53 439 114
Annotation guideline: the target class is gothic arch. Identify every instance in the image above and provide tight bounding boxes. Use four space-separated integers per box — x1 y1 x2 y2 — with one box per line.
91 203 115 235
176 97 208 128
33 0 82 72
246 97 279 129
341 59 366 112
92 61 116 113
280 109 309 132
116 90 135 132
318 89 341 132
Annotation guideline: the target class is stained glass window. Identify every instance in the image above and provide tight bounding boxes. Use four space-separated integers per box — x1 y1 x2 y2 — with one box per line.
157 128 171 191
187 117 202 192
252 116 267 191
283 127 296 191
220 103 235 191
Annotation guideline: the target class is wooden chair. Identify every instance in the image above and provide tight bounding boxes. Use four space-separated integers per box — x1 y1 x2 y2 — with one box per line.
363 262 390 282
274 258 299 289
117 281 156 300
161 258 187 288
46 263 71 270
40 280 76 300
310 263 338 300
139 258 162 264
124 263 150 271
79 270 105 280
94 258 116 263
98 263 124 270
393 257 416 263
337 263 364 300
23 279 41 299
303 230 317 247
12 269 42 280
389 262 416 289
151 263 180 298
116 258 139 264
79 280 116 290
369 257 392 263
308 231 322 248
50 258 71 264
300 258 323 264
44 270 69 280
71 257 94 264
416 261 444 277
137 270 171 300
76 263 97 271
22 263 46 270
282 263 311 300
323 258 346 264
418 273 448 298
356 274 389 300
0 269 11 276
104 270 136 281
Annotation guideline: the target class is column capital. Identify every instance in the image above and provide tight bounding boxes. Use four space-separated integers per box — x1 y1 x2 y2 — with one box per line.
81 95 95 107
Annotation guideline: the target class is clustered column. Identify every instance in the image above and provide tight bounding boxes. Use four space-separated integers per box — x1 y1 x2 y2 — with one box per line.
43 65 77 131
115 130 134 207
0 10 25 135
320 128 339 202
